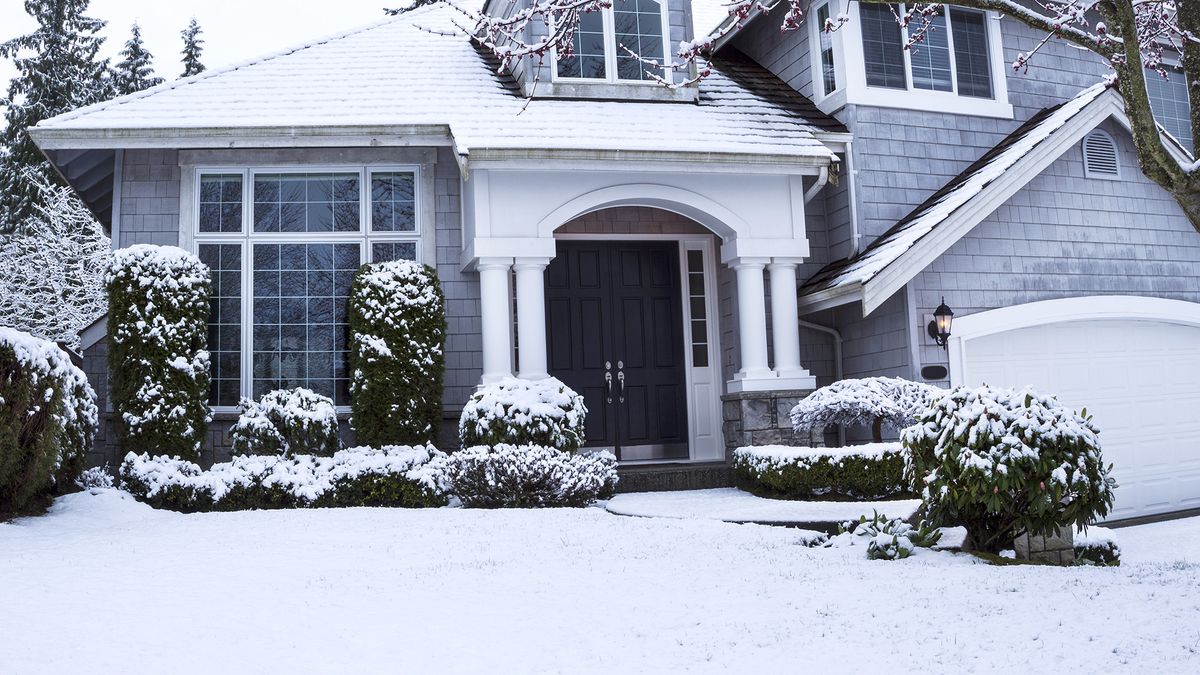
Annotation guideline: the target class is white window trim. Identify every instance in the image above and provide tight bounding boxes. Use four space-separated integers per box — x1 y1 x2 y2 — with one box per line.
550 1 673 84
1082 129 1121 180
818 1 1013 119
809 1 839 98
189 164 430 413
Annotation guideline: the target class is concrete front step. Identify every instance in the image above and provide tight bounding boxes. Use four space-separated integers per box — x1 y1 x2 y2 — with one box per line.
616 462 733 493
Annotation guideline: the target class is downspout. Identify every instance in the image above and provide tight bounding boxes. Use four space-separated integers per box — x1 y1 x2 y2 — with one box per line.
845 140 862 255
803 165 830 204
797 318 845 446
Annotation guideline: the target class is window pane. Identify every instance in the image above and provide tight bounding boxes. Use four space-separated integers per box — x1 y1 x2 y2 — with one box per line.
557 11 606 79
908 10 952 92
200 243 242 407
370 171 416 232
817 3 837 95
614 0 665 81
860 4 906 89
252 242 359 405
950 8 993 98
371 241 418 262
686 251 708 368
199 174 242 233
1146 69 1193 152
253 172 361 233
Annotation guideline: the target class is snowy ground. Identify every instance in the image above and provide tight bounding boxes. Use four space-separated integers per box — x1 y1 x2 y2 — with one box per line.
2 491 1200 674
607 487 920 526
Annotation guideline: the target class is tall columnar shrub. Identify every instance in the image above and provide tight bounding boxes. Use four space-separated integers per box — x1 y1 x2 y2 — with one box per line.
106 245 211 461
790 377 943 442
348 260 446 446
903 386 1116 554
0 327 97 518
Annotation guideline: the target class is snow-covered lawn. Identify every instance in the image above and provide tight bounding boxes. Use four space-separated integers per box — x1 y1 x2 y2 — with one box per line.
3 491 1200 673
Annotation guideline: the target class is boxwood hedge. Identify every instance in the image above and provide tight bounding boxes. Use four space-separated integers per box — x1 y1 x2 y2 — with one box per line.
733 443 912 501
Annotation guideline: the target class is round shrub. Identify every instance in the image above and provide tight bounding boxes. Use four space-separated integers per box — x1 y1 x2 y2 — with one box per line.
106 245 210 461
0 327 98 518
733 443 911 501
791 377 942 442
903 386 1116 554
459 377 587 452
441 444 617 508
348 260 446 446
230 388 340 457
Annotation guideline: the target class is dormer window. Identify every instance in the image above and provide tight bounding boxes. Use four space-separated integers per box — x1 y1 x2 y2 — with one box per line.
1146 67 1193 152
554 0 669 82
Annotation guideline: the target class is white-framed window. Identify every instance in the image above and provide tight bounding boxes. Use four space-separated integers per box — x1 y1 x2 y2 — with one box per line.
192 165 425 410
811 1 839 97
553 0 670 83
1146 67 1193 152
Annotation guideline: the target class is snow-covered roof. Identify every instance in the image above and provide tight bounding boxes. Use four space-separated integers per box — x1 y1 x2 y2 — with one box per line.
691 0 737 37
33 3 835 164
798 81 1118 313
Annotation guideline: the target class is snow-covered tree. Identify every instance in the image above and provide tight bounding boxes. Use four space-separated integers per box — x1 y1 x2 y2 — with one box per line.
447 0 1200 234
179 18 206 78
790 377 942 442
0 175 110 350
0 0 110 232
112 22 163 96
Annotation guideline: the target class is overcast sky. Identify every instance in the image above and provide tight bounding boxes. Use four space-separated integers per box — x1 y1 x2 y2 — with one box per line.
0 0 393 100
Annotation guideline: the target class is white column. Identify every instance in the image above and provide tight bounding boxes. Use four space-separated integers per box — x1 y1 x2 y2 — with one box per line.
478 258 513 384
733 259 773 383
514 257 550 380
768 261 804 378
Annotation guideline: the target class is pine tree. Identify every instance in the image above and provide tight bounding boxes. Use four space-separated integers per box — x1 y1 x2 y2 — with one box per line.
180 18 206 78
0 0 110 233
112 22 163 96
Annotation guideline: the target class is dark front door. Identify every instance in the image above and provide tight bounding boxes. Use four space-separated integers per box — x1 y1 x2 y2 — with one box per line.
545 241 689 461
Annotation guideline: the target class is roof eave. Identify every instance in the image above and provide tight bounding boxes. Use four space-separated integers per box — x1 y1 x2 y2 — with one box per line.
796 281 863 314
29 124 456 150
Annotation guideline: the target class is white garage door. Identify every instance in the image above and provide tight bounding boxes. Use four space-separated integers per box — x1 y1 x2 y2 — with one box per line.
960 317 1200 521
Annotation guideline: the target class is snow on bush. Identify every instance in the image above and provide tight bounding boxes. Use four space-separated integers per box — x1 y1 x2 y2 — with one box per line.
790 377 943 442
75 466 114 490
903 385 1116 554
1075 525 1121 567
441 444 617 508
0 177 110 349
230 388 340 457
824 511 942 561
0 326 97 517
459 377 587 452
118 444 448 512
733 443 910 501
106 245 211 461
349 260 446 446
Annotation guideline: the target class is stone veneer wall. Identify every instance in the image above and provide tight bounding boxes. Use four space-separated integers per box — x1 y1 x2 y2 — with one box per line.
1013 528 1076 565
721 388 816 458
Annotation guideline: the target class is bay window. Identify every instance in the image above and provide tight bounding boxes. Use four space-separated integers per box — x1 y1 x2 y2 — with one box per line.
555 0 669 82
193 166 424 409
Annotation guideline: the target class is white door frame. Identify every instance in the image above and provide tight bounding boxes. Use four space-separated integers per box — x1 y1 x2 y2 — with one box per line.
948 295 1200 386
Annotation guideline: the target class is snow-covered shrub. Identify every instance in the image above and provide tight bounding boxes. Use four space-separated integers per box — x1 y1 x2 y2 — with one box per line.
733 443 910 501
230 388 340 458
76 466 114 490
441 444 617 508
118 445 447 512
1074 526 1121 566
0 327 98 517
106 245 210 461
790 377 942 442
459 378 587 452
349 260 446 446
825 511 942 561
903 386 1116 554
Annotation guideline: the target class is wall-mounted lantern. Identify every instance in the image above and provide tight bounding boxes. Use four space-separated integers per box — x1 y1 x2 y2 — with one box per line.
927 297 954 349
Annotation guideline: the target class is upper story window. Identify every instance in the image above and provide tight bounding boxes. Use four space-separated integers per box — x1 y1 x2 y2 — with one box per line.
860 4 992 98
813 2 839 96
555 0 669 82
1146 68 1193 153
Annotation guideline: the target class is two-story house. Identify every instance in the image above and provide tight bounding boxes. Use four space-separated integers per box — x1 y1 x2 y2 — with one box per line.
31 1 1200 521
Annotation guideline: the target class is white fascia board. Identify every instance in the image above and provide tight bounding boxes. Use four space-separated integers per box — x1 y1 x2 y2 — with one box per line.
462 147 835 172
860 92 1125 316
29 125 454 150
796 281 863 314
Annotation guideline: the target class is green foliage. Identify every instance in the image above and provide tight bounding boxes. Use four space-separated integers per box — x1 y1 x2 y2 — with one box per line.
106 245 211 461
733 444 912 501
317 472 447 508
903 386 1116 554
348 260 446 447
0 327 97 519
1075 540 1121 567
230 388 340 457
442 444 618 508
112 22 163 95
832 511 942 561
179 18 206 77
458 378 587 452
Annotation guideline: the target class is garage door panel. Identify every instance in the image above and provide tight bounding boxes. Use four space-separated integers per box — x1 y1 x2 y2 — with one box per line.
963 317 1200 521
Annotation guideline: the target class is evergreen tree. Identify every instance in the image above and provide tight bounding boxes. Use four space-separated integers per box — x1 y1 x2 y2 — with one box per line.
0 0 109 232
180 18 206 78
112 22 163 96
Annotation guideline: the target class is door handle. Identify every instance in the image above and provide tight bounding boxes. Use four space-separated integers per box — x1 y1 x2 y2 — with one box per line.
605 361 613 403
617 361 625 403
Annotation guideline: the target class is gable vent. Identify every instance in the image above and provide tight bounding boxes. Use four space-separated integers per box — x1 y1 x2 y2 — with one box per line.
1083 130 1120 179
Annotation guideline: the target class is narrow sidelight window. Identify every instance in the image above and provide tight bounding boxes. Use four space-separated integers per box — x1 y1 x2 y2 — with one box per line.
816 3 838 96
199 243 242 407
686 249 709 368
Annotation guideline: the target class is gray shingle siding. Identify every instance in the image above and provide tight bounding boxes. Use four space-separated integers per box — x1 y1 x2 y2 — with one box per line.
117 149 181 248
732 9 814 99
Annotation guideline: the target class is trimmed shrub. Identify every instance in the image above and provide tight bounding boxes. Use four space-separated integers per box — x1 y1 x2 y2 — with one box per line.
441 444 617 508
791 377 942 442
1075 526 1121 566
733 443 911 501
459 378 587 452
0 327 98 518
348 260 446 446
230 388 340 457
118 445 447 512
903 386 1116 554
106 245 210 461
